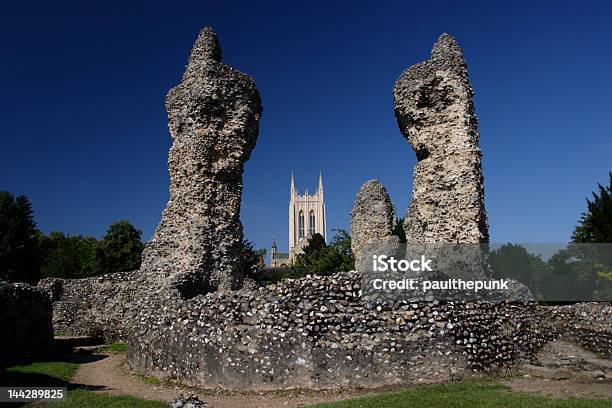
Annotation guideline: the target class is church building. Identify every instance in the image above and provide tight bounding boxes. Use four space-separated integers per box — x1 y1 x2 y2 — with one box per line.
270 173 327 267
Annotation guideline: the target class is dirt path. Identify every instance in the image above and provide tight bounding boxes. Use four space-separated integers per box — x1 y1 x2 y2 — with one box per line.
72 353 374 407
72 341 612 406
506 340 612 399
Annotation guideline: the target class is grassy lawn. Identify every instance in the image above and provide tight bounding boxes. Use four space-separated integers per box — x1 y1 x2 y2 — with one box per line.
7 360 612 407
308 381 612 408
45 389 167 407
7 362 79 382
95 342 128 353
135 373 161 386
4 359 166 408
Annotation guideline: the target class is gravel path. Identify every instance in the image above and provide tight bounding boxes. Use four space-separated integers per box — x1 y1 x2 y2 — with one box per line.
72 353 373 407
506 340 612 399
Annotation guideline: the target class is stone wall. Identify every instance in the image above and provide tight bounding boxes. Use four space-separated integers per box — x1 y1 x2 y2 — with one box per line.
0 282 53 369
38 271 138 342
128 271 554 389
547 303 612 357
139 26 262 296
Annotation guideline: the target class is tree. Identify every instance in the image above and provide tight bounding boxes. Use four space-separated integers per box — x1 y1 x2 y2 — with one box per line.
488 243 548 298
328 229 354 272
572 172 612 243
302 233 326 255
40 232 97 279
91 220 144 275
0 191 41 283
290 231 354 278
243 239 266 278
557 173 612 301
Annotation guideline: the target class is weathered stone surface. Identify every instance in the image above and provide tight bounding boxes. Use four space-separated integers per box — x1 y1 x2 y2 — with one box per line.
171 394 211 408
547 303 612 357
518 340 612 381
350 180 397 270
393 33 488 243
38 272 138 342
127 270 559 390
349 180 400 278
140 27 262 294
0 282 53 369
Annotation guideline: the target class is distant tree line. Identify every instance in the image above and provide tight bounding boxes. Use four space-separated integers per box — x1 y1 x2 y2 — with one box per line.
489 172 612 301
2 171 610 288
0 191 144 284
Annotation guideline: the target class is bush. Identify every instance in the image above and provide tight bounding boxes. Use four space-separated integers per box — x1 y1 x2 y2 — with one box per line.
289 230 354 278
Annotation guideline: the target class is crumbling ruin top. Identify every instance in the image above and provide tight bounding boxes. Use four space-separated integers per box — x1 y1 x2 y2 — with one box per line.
139 27 262 295
350 180 396 255
393 33 488 243
430 32 465 63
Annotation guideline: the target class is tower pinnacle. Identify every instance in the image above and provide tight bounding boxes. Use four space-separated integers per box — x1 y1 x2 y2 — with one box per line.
318 172 324 199
290 172 295 190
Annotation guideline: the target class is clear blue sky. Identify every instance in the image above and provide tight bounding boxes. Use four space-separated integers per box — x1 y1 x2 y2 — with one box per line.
1 1 611 252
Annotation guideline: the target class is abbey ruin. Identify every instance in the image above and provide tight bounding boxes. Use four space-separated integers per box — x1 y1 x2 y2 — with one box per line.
140 27 262 295
393 34 488 244
21 29 610 392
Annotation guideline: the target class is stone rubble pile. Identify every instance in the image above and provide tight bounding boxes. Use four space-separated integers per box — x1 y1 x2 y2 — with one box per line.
519 340 612 381
170 394 211 408
547 303 612 357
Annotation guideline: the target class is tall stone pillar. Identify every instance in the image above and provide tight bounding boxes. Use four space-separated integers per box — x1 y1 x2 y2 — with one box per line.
350 180 398 273
139 27 263 295
393 33 488 244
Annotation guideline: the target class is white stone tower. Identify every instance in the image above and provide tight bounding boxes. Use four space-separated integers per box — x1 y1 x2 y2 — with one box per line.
288 173 327 259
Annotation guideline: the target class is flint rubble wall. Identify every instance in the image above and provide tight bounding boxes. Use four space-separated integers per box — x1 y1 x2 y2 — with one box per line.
0 282 53 369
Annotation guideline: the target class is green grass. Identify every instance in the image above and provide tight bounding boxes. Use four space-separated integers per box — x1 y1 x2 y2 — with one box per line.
96 342 128 353
45 389 167 407
6 360 166 408
135 373 161 385
7 361 79 382
8 361 612 408
308 380 612 408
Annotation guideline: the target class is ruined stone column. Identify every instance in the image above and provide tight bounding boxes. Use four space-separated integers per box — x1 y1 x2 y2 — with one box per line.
393 33 488 244
350 180 397 273
140 27 262 294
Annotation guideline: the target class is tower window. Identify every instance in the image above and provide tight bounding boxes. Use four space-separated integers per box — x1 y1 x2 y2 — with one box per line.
309 210 315 236
298 211 304 239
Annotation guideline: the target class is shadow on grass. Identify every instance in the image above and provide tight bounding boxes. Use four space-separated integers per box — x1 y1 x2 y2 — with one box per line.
1 353 110 407
1 370 104 390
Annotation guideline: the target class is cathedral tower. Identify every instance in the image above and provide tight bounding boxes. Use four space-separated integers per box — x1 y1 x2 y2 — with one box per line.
270 173 327 268
289 173 327 257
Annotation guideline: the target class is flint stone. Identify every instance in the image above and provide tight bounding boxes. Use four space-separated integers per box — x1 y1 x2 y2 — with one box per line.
393 33 488 244
350 180 398 273
140 27 263 294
